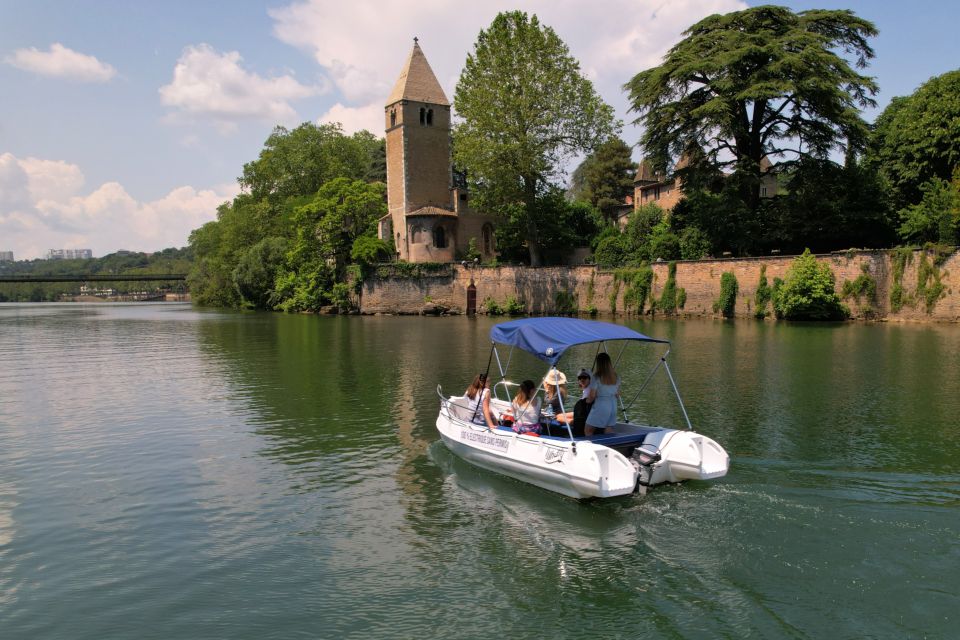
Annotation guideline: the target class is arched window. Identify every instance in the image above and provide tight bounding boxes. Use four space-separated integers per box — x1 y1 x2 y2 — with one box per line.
390 110 396 127
426 109 433 126
482 224 494 255
419 107 426 125
433 226 446 248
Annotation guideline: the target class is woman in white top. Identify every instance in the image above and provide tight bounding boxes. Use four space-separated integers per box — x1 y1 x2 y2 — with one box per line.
463 373 495 427
510 379 542 435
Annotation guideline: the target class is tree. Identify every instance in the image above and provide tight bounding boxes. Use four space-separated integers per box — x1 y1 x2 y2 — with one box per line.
569 137 637 217
239 123 384 203
454 11 617 265
626 6 878 211
865 70 960 210
897 173 960 245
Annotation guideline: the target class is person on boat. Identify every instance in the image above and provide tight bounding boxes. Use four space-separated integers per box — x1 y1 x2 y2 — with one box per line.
511 379 542 435
585 353 620 436
556 368 593 432
463 373 495 427
541 369 567 416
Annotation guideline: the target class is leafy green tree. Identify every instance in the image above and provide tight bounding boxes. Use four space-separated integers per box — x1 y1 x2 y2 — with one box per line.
773 249 848 320
275 178 386 312
232 237 288 309
569 137 637 216
239 123 384 203
866 70 960 210
626 6 878 210
454 10 617 265
898 173 960 245
770 156 894 252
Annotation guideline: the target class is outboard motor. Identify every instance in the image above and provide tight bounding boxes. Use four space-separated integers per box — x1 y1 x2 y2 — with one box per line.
631 443 662 489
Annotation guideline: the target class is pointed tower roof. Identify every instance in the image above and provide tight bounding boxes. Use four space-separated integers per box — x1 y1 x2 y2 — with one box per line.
386 39 449 106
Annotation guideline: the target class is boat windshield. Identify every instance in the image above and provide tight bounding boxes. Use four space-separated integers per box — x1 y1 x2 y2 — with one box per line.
489 317 668 365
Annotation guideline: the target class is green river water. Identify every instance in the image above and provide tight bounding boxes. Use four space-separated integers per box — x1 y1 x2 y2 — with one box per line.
0 303 957 639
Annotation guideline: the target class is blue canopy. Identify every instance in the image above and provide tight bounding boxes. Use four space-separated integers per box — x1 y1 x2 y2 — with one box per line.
489 317 668 365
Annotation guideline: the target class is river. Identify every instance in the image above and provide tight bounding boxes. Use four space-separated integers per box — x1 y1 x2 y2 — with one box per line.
0 303 957 639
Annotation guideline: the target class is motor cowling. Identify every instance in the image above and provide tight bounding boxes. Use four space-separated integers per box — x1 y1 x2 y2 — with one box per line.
631 444 662 488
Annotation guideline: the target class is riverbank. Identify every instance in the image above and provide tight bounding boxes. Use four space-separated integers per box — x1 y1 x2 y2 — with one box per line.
360 248 960 322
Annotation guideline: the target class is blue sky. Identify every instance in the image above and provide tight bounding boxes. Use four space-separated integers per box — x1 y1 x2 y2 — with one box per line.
1 0 958 260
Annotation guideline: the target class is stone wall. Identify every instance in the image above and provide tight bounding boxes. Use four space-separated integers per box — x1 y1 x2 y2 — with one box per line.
360 249 960 322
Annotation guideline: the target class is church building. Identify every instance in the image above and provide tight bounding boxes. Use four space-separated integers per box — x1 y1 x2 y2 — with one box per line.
378 40 496 263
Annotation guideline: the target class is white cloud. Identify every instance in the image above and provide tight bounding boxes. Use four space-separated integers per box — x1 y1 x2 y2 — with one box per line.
0 153 238 260
4 43 116 82
318 101 384 134
159 44 323 129
270 0 746 144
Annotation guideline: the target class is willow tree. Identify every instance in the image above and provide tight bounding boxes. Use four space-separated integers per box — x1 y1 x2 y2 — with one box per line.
625 5 878 211
454 11 617 265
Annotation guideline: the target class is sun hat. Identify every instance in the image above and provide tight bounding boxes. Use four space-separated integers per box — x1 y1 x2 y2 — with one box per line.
576 368 592 380
542 369 567 386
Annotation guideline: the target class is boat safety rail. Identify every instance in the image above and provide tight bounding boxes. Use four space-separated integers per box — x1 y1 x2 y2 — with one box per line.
619 349 693 430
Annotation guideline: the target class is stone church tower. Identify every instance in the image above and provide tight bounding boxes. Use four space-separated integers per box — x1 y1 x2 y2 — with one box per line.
378 39 495 263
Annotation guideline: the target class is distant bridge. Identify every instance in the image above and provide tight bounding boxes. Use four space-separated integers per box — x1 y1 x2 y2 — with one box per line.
0 274 187 283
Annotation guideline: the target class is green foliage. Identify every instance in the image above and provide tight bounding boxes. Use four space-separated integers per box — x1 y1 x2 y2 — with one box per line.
232 237 288 309
676 287 687 310
351 236 391 266
679 226 711 260
453 10 617 265
841 263 878 318
916 251 947 313
865 70 960 210
714 272 738 318
504 296 526 315
608 277 621 314
890 247 913 313
239 123 384 203
615 267 654 315
483 297 504 315
568 137 637 216
491 189 604 264
754 265 772 318
187 122 385 310
897 174 960 245
593 233 631 268
374 262 449 279
656 262 680 314
555 289 578 315
773 249 848 320
626 5 878 214
463 237 481 263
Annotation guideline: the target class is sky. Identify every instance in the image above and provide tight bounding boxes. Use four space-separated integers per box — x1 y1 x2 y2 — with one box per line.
1 0 958 260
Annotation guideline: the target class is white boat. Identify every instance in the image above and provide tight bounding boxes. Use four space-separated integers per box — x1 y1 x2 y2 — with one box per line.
436 317 729 499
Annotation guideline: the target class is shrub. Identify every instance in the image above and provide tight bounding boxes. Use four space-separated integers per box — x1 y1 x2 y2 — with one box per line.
656 262 680 314
773 249 848 320
504 296 526 315
714 271 738 317
483 297 504 315
616 266 654 315
841 263 878 317
555 289 578 315
754 265 772 318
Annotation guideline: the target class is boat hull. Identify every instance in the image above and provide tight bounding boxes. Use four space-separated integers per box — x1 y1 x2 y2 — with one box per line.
436 397 729 499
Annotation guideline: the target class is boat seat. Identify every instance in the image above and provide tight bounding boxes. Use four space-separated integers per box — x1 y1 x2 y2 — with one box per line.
447 398 483 423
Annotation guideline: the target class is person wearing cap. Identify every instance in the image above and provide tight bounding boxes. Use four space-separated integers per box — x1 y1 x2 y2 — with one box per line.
556 369 593 429
542 369 568 415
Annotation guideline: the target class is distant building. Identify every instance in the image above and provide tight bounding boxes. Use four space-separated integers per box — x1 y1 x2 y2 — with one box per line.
46 249 93 260
378 39 496 262
631 156 778 215
0 251 13 262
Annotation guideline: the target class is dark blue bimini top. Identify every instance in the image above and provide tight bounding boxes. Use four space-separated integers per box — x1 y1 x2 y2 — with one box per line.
489 317 668 365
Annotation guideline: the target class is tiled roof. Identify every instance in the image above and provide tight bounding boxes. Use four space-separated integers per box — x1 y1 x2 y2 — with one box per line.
386 41 449 106
407 206 457 218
